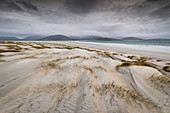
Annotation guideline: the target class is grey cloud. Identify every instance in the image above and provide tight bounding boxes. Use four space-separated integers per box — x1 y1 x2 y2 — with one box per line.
0 17 32 38
0 17 31 29
0 0 23 12
0 0 39 13
150 4 170 19
65 0 103 14
138 0 170 16
16 0 38 12
0 0 170 38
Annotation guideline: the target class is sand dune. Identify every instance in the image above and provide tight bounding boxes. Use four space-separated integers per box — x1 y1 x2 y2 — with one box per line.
0 41 169 113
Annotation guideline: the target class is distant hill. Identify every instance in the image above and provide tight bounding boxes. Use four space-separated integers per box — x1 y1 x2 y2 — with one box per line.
1 35 169 41
75 36 118 41
147 38 170 41
23 35 44 41
38 35 118 41
83 37 117 41
0 37 20 41
120 37 144 41
38 35 72 41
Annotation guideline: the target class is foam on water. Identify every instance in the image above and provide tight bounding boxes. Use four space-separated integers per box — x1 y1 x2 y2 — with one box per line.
78 41 170 52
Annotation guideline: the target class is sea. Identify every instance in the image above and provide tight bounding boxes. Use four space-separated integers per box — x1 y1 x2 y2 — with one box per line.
79 40 170 52
82 40 170 47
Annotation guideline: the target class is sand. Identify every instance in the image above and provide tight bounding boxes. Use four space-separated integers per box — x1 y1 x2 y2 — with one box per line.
53 41 170 61
0 41 169 113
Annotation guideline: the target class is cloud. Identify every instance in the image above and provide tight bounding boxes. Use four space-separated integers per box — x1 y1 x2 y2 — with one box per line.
150 4 170 19
0 0 170 38
65 0 103 14
0 0 23 12
17 0 38 12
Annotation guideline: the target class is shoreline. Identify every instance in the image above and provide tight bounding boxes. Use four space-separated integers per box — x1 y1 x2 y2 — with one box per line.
52 41 170 61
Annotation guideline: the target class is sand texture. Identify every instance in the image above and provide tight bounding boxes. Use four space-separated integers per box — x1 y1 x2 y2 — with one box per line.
0 41 170 113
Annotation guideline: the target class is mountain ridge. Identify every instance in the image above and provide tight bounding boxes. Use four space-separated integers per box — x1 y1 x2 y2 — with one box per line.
23 35 45 41
0 35 170 41
0 37 21 41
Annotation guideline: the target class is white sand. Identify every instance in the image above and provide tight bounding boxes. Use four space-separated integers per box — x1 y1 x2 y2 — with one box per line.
54 41 170 61
0 41 169 113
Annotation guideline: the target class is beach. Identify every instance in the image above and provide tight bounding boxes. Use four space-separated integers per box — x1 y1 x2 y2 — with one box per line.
0 41 169 113
55 41 170 61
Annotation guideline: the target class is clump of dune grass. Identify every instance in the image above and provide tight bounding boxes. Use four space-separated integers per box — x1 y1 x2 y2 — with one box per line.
69 83 78 89
33 83 71 105
39 44 51 49
45 62 61 70
118 62 131 68
48 62 57 68
31 45 45 49
94 66 107 72
137 57 151 62
149 75 170 84
127 55 135 59
66 56 88 60
156 59 162 62
20 55 37 59
82 65 94 73
0 54 4 57
92 82 160 111
97 52 109 58
149 75 170 96
51 55 99 64
0 41 15 44
104 52 115 60
65 46 75 50
0 59 6 62
116 60 169 76
162 66 170 72
3 44 22 50
115 61 134 69
66 56 99 60
112 53 118 55
0 49 20 53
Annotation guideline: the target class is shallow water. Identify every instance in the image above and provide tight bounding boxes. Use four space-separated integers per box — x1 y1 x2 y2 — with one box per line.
82 40 170 47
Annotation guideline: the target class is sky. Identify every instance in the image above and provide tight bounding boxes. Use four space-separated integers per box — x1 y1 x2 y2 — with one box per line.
0 0 170 39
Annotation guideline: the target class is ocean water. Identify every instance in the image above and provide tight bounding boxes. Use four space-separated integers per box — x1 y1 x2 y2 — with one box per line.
83 40 170 47
79 40 170 53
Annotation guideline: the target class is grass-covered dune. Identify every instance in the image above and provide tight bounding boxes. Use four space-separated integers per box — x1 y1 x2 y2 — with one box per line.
0 41 169 113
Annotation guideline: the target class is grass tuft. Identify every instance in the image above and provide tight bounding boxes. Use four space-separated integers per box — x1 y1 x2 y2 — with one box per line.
0 49 20 53
127 55 135 59
94 66 107 71
92 82 160 110
162 66 170 72
149 75 170 84
82 66 94 73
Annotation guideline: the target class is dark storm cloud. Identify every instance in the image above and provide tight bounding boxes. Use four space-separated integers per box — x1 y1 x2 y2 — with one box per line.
65 0 103 14
0 0 170 38
0 0 38 13
17 0 38 12
0 0 23 12
150 4 170 18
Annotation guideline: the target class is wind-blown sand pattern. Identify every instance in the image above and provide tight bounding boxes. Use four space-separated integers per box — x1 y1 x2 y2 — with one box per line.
0 41 170 113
